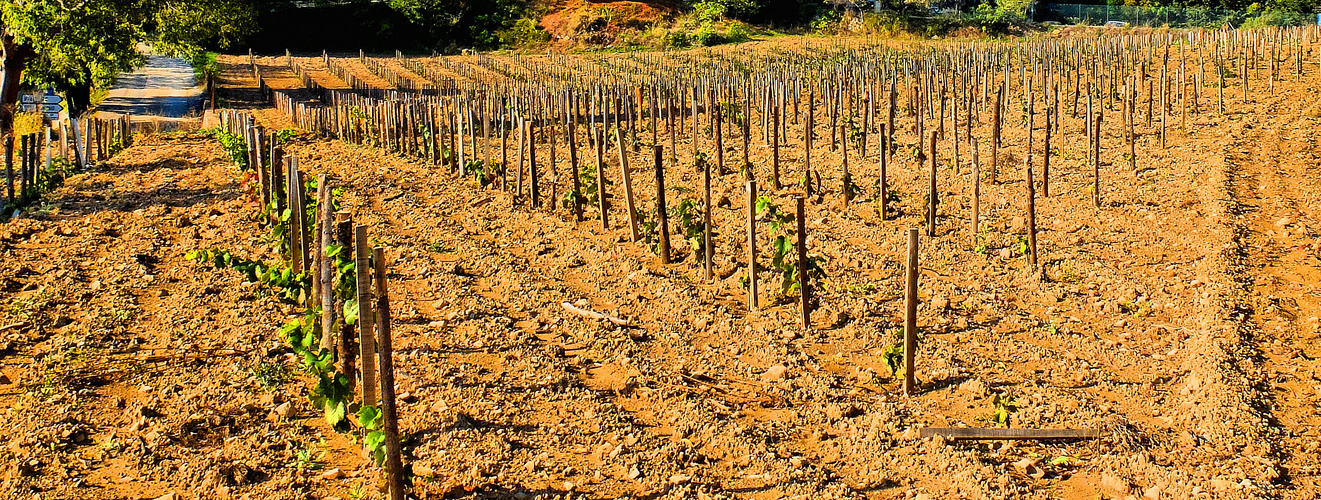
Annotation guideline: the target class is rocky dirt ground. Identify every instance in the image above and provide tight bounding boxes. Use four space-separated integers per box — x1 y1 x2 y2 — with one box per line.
3 40 1321 500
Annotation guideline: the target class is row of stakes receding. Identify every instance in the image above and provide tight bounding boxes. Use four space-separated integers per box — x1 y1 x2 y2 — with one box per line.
1 112 133 217
216 25 1320 491
243 23 1320 370
212 108 407 499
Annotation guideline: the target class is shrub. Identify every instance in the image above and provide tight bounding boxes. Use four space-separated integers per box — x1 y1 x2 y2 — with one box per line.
810 10 843 34
694 25 724 46
860 11 911 37
725 21 755 42
662 29 692 48
499 17 551 48
1240 8 1308 28
191 51 218 81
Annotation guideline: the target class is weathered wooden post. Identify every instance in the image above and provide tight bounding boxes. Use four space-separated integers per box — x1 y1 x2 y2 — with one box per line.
530 121 540 207
879 124 888 220
1026 160 1038 268
372 247 405 500
1093 113 1102 208
704 152 713 280
927 131 937 237
1043 114 1051 198
972 141 980 244
617 127 639 241
568 107 583 222
654 145 671 264
19 135 28 202
4 136 12 206
903 228 919 396
747 179 758 311
355 225 376 407
596 128 609 229
797 197 810 330
318 174 336 354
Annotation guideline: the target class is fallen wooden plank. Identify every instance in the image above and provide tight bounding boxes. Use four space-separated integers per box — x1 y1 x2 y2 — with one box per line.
561 302 629 326
0 322 29 334
920 427 1101 440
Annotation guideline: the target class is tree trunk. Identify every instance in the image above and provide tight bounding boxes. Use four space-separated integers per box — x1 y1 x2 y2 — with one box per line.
1 32 35 137
67 83 92 117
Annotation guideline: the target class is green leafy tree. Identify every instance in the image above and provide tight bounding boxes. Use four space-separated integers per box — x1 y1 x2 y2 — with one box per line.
0 0 256 135
386 0 531 50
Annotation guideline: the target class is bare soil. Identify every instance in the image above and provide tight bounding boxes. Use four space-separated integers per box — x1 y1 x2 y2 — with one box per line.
3 41 1321 500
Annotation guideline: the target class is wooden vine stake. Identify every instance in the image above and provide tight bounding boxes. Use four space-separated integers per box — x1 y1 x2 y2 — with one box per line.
903 228 919 396
617 127 639 241
355 225 377 408
335 212 356 388
971 141 980 245
372 247 405 500
317 174 335 353
1043 114 1051 198
746 180 758 311
879 123 888 221
287 157 305 273
771 99 780 189
19 135 27 202
703 152 713 281
653 145 670 264
927 131 937 237
991 84 1002 183
568 113 583 222
4 136 12 206
803 105 814 197
840 121 851 207
596 129 609 229
1026 156 1038 269
797 197 809 330
69 119 83 169
529 121 540 207
1092 113 1102 208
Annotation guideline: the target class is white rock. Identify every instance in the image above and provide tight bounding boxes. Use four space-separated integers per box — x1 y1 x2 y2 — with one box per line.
1102 472 1130 495
274 402 294 419
958 379 987 396
320 468 343 480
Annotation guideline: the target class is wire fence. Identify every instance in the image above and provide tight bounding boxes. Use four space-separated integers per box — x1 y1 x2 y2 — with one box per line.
1037 3 1317 28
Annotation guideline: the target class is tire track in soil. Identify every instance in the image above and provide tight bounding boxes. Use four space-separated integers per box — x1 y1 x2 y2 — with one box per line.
1225 93 1321 497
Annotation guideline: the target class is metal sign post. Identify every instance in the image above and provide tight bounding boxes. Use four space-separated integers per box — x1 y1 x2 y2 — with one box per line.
19 90 64 122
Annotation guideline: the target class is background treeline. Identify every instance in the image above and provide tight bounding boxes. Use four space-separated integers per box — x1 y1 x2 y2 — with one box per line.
244 0 1321 53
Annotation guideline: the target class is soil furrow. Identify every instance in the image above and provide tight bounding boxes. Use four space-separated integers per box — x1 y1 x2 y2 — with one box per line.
1225 91 1321 497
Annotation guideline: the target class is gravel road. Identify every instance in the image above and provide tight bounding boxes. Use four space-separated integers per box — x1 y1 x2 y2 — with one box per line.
95 54 203 118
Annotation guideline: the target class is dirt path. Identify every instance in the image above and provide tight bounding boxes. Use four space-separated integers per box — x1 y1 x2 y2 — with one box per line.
95 54 203 119
1225 89 1321 497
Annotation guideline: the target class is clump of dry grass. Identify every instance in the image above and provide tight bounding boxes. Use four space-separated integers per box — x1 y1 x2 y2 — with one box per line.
13 112 45 137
